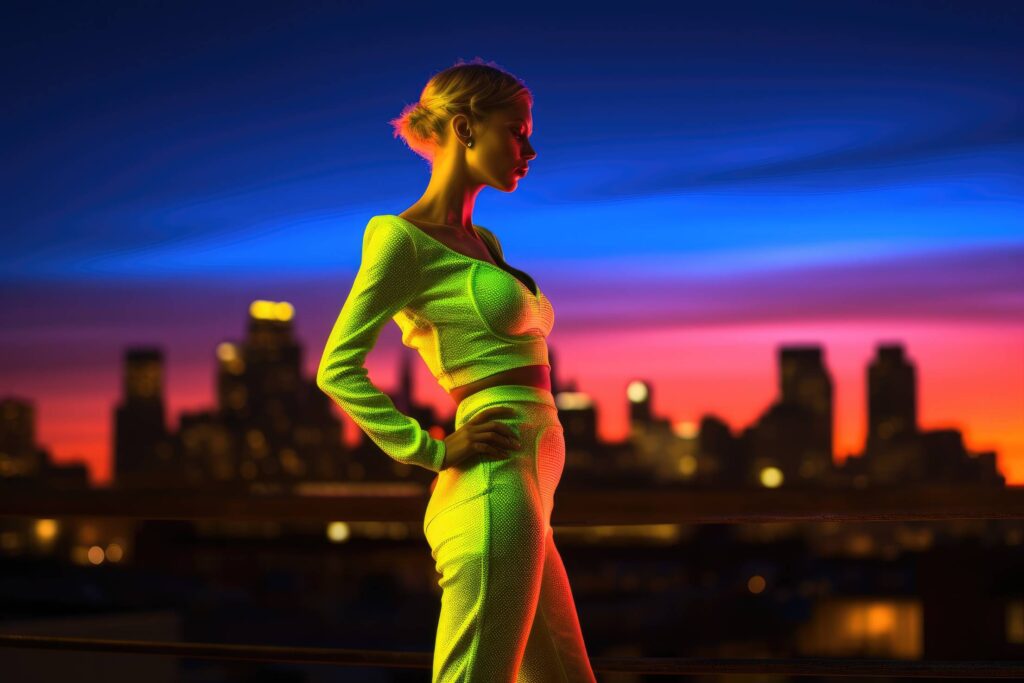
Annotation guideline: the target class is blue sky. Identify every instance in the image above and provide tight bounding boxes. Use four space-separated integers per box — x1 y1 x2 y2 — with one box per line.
2 0 1021 283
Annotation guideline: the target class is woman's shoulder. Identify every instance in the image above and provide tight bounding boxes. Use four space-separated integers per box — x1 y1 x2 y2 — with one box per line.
367 213 409 232
363 214 419 262
365 213 416 241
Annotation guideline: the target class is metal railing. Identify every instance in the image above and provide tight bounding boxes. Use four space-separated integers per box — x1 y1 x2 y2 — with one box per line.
2 483 1023 678
2 484 1021 523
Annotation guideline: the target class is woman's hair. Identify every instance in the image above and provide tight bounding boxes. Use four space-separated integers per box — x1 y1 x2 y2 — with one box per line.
389 57 532 165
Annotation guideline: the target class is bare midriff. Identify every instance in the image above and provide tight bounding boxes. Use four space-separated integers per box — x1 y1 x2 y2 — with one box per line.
449 364 551 408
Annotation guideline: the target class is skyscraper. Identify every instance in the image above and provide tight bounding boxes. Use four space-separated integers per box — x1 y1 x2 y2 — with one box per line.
867 343 918 453
113 347 171 487
779 345 834 466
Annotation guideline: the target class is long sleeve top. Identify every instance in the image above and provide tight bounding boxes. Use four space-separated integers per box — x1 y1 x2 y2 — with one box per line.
316 214 555 473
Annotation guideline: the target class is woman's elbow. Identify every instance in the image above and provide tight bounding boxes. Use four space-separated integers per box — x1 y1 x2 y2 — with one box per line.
315 359 366 392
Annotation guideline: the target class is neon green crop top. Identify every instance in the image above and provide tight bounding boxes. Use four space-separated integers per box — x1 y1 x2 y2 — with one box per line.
315 214 555 473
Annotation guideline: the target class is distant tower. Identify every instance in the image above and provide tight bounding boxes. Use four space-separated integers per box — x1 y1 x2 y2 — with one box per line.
867 343 918 454
216 340 248 422
779 345 834 462
395 349 415 414
556 390 599 452
113 347 170 486
0 397 45 479
627 379 654 425
863 342 925 484
244 300 303 441
214 299 349 484
0 398 34 462
744 344 834 486
181 299 348 488
698 414 739 485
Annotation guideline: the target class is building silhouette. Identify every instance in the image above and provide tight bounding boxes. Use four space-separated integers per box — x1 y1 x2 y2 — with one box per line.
114 301 352 491
112 348 173 488
11 295 1005 494
0 397 88 490
849 342 1003 487
868 343 918 448
732 344 837 488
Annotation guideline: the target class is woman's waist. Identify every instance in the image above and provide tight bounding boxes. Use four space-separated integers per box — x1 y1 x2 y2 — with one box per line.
449 364 551 408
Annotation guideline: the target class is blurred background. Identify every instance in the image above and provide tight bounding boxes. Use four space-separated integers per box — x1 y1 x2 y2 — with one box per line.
1 0 1022 681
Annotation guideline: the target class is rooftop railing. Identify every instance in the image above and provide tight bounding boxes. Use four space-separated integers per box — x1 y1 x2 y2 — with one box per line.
2 483 1023 678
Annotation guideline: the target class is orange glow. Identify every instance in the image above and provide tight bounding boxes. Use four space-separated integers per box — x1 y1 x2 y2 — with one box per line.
12 319 1023 487
34 519 58 542
549 320 1024 483
799 598 921 658
87 545 105 564
105 542 124 562
1007 600 1024 644
866 602 896 635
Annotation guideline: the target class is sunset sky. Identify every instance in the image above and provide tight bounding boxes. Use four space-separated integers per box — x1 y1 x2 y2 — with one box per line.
2 0 1022 486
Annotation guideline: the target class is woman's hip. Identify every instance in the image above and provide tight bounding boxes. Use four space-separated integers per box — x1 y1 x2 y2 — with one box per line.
425 384 565 541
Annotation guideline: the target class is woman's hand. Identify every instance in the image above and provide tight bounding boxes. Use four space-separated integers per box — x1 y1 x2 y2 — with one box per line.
442 406 522 470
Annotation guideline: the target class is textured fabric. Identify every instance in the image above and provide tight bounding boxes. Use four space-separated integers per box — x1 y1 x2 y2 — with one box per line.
316 213 555 472
315 214 446 471
315 214 594 679
384 213 555 392
424 384 597 683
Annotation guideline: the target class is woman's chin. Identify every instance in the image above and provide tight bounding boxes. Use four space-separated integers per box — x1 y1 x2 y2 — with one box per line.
491 171 524 192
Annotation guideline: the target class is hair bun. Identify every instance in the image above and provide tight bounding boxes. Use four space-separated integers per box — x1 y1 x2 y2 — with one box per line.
388 58 532 165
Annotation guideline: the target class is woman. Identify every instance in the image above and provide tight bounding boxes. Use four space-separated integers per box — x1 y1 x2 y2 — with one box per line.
316 58 597 682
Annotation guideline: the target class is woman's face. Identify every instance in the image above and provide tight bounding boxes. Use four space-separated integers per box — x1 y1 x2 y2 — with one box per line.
467 97 536 192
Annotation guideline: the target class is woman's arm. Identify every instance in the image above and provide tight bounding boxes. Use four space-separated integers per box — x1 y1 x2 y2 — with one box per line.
316 216 446 473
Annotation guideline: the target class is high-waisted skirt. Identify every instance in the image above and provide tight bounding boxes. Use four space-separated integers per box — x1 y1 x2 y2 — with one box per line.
423 384 597 683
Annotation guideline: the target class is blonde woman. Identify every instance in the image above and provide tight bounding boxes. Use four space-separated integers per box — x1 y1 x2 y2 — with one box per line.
316 58 597 682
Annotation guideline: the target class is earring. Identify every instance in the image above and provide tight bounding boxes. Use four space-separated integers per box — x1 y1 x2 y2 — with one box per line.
466 138 473 148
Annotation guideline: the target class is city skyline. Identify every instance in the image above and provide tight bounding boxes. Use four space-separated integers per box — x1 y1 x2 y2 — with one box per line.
3 1 1022 485
1 298 1007 490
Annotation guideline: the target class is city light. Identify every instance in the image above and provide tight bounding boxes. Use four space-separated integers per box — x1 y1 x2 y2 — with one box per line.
555 391 593 410
216 342 238 362
87 545 105 565
676 454 698 476
326 521 350 543
672 420 698 438
249 299 294 321
626 380 648 403
760 466 784 488
34 518 58 542
105 542 124 562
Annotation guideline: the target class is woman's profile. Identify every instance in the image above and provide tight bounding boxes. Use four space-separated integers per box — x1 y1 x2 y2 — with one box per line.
315 58 597 682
